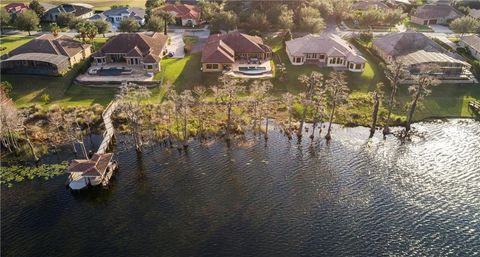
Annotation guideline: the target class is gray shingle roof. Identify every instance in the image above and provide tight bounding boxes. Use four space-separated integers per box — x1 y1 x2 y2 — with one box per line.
413 4 463 20
461 35 480 53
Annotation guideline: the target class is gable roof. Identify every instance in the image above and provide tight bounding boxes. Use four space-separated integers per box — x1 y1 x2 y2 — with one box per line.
8 34 90 58
94 33 167 63
46 4 94 17
4 3 29 13
461 35 480 53
286 33 366 63
413 4 463 20
162 3 200 20
202 32 271 63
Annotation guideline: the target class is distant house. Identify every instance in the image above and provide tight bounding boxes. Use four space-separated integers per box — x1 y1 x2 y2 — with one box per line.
102 7 145 26
201 32 272 72
42 3 94 22
88 13 107 21
1 35 92 75
165 0 199 4
162 3 202 27
285 34 367 72
352 0 389 11
468 9 480 19
373 31 471 79
411 3 463 25
460 35 480 60
92 33 168 72
4 3 29 14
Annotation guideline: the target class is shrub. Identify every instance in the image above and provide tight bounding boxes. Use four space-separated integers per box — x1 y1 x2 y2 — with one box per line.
41 93 50 104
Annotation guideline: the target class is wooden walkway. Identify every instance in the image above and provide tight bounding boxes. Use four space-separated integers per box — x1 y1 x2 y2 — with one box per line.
96 100 118 154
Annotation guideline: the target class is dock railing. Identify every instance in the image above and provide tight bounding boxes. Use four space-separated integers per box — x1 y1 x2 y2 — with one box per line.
96 100 118 154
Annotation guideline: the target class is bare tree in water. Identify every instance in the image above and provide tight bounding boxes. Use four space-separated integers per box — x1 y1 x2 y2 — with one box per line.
281 92 296 140
324 72 350 141
193 86 208 141
297 71 324 140
116 84 151 152
179 90 194 148
212 75 246 142
0 101 21 153
369 83 384 138
249 80 272 137
405 65 440 133
383 60 405 135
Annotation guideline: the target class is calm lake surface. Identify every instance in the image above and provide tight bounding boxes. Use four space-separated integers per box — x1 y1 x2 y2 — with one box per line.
2 120 480 257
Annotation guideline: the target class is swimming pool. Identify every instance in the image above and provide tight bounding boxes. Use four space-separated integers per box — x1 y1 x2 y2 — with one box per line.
238 66 267 75
96 67 133 76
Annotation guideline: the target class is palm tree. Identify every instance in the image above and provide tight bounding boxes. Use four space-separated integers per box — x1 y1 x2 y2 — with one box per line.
369 83 384 138
297 71 324 140
324 72 350 141
155 10 175 35
383 60 405 135
405 65 440 133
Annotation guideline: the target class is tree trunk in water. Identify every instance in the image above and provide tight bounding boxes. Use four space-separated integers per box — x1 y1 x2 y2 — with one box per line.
383 84 397 135
297 106 307 140
406 91 420 133
23 127 39 163
325 102 336 141
71 141 77 154
226 103 232 142
310 121 317 140
264 117 269 141
369 94 380 138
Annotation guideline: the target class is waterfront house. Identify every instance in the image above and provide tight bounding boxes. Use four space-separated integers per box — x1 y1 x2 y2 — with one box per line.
285 33 367 72
42 3 94 22
460 35 480 60
4 2 29 14
201 32 272 74
161 3 202 27
92 33 168 72
373 31 471 79
1 34 92 75
411 3 463 25
102 7 145 27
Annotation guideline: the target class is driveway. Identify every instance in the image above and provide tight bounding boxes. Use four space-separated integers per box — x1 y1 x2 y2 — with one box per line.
430 25 454 34
166 32 185 58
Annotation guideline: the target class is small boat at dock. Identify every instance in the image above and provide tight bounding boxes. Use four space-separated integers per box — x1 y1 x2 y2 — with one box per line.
65 153 118 190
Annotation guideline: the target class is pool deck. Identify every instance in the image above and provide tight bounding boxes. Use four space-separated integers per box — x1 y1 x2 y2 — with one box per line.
76 63 157 85
226 60 273 79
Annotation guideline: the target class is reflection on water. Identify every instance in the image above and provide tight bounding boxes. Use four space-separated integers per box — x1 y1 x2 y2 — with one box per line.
2 120 480 257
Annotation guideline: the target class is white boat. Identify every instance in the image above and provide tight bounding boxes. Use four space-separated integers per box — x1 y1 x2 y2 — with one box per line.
66 153 117 190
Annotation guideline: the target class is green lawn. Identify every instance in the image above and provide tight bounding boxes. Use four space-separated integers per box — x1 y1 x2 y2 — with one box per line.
2 37 116 107
0 35 35 56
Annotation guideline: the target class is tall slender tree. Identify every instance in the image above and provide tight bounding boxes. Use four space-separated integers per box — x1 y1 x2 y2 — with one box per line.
369 83 384 138
282 92 296 140
383 60 405 135
324 72 350 141
297 71 324 140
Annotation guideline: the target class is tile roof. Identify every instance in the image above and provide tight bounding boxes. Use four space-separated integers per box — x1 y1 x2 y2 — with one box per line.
201 32 271 63
413 4 463 20
352 0 389 10
286 33 366 63
48 4 93 17
94 33 167 63
461 35 480 53
4 3 29 13
8 34 90 58
162 3 200 20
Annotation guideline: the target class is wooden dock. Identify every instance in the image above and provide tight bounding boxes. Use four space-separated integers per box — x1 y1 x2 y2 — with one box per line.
97 100 118 154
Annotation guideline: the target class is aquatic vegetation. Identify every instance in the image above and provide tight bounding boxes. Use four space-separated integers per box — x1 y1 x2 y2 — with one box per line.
0 162 68 187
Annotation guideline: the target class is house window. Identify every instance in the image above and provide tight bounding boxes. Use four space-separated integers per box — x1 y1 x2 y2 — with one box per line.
295 57 302 63
206 64 219 69
146 65 153 69
355 64 362 70
319 54 325 60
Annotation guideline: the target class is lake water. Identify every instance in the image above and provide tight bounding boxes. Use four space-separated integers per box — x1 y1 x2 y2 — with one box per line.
2 120 480 257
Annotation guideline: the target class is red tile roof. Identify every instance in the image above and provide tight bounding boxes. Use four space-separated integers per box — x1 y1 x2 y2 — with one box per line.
162 3 201 21
4 3 29 13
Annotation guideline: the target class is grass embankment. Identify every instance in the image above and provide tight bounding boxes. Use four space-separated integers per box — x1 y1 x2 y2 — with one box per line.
2 37 116 107
0 35 34 56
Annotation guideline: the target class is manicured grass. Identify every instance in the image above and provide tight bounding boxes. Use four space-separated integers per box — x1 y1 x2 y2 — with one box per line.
156 53 219 91
404 20 434 32
0 35 35 56
2 37 116 107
